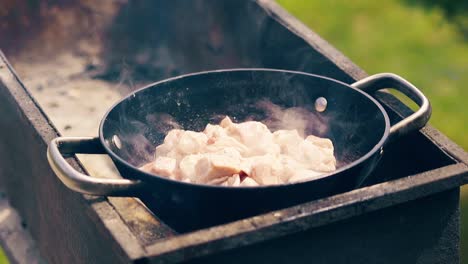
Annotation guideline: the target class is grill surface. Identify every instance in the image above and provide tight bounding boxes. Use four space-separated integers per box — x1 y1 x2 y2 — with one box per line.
0 0 467 263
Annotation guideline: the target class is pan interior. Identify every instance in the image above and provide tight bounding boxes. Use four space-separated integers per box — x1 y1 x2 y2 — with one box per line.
101 70 388 173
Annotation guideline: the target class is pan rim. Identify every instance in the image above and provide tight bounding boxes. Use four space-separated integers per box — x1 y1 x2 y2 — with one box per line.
99 68 390 190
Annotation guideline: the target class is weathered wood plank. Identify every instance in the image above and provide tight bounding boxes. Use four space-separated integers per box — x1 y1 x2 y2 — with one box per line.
0 51 145 263
141 163 466 262
107 197 176 246
187 188 460 264
0 194 43 264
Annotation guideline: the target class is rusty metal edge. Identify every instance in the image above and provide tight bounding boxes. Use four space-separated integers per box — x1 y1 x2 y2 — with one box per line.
141 163 467 263
0 50 147 261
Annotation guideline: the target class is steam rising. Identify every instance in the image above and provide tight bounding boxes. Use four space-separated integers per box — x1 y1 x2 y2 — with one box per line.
111 98 331 167
146 112 181 134
254 100 327 137
150 98 329 146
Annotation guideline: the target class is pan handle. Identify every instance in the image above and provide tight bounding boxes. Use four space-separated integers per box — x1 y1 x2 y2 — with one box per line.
47 137 143 196
351 73 431 142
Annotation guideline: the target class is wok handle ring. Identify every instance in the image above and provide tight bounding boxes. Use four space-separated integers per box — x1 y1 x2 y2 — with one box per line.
351 73 431 142
47 137 143 196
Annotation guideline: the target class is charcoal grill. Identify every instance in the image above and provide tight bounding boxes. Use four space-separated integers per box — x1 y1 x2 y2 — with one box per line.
0 0 467 263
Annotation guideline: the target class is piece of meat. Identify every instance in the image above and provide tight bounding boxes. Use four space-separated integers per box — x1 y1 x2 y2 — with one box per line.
139 156 177 179
155 129 184 157
211 147 243 159
273 129 303 154
204 124 228 139
155 130 207 161
288 169 326 183
249 154 283 185
225 120 280 156
181 178 192 183
220 174 241 187
141 114 337 187
228 121 271 145
204 136 248 155
176 131 208 155
219 116 234 128
278 155 306 183
204 122 249 154
208 176 230 185
239 170 248 182
239 177 260 187
289 140 336 172
160 131 207 162
194 153 242 183
139 162 154 172
306 135 334 151
179 154 204 181
153 156 177 178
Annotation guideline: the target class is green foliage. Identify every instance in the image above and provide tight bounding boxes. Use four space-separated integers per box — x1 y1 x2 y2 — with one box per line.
277 0 468 262
0 250 8 264
405 0 468 39
277 0 468 150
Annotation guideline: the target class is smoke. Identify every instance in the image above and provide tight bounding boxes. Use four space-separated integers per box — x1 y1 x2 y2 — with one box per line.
115 60 136 90
153 99 325 135
254 99 328 137
142 98 328 144
116 98 332 168
145 112 182 134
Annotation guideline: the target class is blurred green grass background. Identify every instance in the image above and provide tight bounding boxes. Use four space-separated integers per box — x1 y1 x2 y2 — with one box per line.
277 0 467 262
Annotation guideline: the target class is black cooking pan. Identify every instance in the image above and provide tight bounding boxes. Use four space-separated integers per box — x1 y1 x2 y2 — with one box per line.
47 69 431 231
